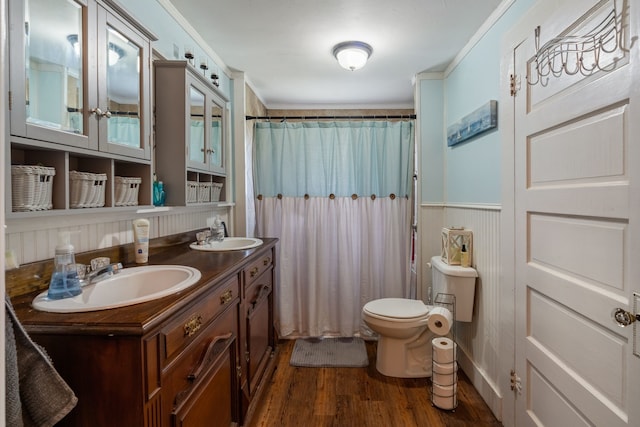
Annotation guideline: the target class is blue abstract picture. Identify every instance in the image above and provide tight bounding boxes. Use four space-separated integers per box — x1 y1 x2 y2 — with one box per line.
447 100 498 147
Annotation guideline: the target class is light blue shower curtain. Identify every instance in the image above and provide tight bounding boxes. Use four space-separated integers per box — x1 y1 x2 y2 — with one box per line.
254 121 414 337
107 116 140 147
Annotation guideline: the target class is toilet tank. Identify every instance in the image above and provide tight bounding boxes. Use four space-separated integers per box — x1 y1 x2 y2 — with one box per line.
430 256 478 322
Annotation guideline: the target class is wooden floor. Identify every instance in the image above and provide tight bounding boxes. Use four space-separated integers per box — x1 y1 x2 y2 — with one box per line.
247 339 502 427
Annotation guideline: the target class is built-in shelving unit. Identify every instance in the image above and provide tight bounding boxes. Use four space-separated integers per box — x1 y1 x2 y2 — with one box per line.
154 60 229 207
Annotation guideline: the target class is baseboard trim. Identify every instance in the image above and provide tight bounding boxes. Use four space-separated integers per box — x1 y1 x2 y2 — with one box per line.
457 345 504 421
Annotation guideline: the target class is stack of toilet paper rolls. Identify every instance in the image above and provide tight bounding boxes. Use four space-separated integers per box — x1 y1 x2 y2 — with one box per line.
431 337 457 410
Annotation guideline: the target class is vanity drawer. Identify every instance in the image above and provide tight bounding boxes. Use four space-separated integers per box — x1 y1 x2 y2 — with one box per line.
162 274 239 364
162 305 238 425
243 249 273 290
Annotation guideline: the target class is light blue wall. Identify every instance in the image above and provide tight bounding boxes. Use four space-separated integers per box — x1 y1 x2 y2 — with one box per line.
121 0 231 99
420 0 534 205
419 78 444 203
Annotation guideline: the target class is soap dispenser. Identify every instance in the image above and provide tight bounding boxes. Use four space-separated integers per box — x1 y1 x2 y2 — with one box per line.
47 231 82 300
210 216 225 242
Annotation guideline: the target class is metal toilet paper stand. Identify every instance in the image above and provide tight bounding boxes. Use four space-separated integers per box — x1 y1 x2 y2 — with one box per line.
430 293 458 411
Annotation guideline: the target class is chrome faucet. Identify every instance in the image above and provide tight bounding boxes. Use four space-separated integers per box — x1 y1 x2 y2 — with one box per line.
81 257 123 286
86 262 122 285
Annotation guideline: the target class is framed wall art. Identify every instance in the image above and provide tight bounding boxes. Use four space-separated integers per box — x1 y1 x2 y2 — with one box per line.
447 100 497 147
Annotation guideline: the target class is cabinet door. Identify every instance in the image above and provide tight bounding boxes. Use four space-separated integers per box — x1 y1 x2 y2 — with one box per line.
187 81 208 170
208 97 224 173
94 7 151 159
245 274 273 395
171 335 237 427
9 0 95 149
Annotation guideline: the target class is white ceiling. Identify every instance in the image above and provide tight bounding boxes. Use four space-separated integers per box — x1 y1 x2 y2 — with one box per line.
166 0 504 109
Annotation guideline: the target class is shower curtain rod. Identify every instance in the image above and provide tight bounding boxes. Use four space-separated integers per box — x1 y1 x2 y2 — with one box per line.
246 114 416 121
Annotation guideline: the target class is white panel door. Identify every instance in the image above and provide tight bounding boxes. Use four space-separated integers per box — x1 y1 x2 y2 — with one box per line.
514 0 640 426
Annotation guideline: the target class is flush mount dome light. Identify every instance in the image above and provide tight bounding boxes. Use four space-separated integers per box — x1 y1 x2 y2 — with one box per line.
332 41 372 71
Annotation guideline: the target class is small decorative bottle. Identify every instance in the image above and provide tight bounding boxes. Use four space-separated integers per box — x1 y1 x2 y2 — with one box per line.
460 244 470 268
153 174 166 206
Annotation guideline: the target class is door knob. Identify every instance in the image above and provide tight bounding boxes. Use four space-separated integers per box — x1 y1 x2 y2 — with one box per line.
612 308 640 327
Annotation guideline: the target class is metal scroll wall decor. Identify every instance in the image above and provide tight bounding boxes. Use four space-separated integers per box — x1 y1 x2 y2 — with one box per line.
527 0 635 86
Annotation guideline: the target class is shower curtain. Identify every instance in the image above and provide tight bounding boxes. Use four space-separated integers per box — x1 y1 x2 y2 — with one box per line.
107 116 140 147
254 120 414 337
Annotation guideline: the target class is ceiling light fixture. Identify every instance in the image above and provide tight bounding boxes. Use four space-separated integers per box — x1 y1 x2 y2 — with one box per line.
108 42 125 66
332 41 372 71
67 34 80 55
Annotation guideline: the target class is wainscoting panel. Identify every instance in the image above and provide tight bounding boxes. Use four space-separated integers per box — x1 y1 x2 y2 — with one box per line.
5 207 228 265
420 203 502 418
445 204 502 417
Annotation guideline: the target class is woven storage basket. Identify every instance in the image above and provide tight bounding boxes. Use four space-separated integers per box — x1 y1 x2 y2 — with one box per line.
11 165 56 212
198 182 211 203
114 176 142 206
70 171 107 208
186 181 199 203
211 182 223 201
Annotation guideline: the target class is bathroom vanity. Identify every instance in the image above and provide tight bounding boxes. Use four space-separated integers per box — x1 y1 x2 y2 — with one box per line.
8 233 278 427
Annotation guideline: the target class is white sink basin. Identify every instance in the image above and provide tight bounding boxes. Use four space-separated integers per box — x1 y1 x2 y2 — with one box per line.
190 237 263 252
32 265 202 313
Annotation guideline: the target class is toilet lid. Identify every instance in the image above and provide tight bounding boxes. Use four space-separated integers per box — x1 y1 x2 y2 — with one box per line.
363 298 429 320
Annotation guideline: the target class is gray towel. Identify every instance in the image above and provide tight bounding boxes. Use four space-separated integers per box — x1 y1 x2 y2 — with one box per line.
5 297 78 427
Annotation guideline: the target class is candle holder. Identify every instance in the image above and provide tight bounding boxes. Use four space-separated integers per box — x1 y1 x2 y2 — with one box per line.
200 60 209 76
184 46 194 64
210 73 219 87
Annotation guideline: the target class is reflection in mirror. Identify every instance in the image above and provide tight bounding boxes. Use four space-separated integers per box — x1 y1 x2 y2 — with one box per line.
25 0 83 133
189 86 206 164
106 27 141 148
210 103 222 168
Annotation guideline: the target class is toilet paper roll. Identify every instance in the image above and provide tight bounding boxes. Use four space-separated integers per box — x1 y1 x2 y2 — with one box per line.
432 360 458 375
432 337 456 364
432 371 457 387
427 307 453 336
432 383 458 410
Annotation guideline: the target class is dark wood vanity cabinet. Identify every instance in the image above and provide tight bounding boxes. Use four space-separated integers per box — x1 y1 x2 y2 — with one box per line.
158 274 241 427
240 250 275 420
11 237 278 427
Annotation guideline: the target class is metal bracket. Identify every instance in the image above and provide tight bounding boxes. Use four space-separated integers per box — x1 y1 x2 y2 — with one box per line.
510 369 522 394
634 292 640 358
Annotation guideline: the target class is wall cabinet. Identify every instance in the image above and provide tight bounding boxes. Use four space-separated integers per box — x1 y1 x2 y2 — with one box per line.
154 60 228 206
6 0 155 215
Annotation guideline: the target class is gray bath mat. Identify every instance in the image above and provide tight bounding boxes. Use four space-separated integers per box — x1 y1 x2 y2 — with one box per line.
290 337 369 367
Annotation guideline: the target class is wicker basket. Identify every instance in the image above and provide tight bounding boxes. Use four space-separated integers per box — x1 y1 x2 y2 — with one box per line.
211 182 223 201
198 182 211 203
114 176 141 206
186 181 199 203
11 165 56 212
70 171 107 208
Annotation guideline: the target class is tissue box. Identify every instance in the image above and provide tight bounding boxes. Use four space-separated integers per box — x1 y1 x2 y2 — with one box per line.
441 227 473 265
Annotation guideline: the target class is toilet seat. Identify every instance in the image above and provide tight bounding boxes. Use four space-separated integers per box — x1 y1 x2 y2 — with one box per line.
363 298 430 322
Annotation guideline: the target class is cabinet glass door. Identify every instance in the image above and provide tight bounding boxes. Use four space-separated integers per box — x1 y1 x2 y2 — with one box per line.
96 9 151 160
209 100 223 172
10 0 91 148
188 85 206 167
105 27 140 149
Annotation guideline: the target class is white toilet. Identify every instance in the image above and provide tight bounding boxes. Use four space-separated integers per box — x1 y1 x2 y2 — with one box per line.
362 256 477 378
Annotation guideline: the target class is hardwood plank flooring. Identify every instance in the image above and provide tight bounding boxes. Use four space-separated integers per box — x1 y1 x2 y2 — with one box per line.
247 339 503 427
